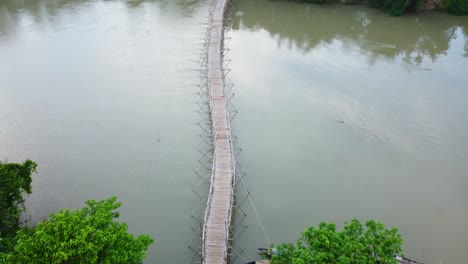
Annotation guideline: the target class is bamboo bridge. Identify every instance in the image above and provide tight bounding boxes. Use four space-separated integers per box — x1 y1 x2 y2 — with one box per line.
201 0 236 263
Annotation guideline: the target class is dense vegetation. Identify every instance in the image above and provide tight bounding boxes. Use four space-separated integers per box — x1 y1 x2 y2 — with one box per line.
0 160 37 252
291 0 468 15
12 197 153 264
442 0 468 14
270 219 403 264
368 0 424 16
0 161 153 264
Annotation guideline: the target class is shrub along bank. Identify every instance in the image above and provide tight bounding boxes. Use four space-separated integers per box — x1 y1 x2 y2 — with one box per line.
291 0 468 15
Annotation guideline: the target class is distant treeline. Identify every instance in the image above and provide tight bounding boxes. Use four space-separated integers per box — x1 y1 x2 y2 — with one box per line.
286 0 468 15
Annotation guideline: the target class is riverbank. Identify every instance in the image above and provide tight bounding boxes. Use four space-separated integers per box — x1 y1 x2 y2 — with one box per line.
337 0 443 10
290 0 467 15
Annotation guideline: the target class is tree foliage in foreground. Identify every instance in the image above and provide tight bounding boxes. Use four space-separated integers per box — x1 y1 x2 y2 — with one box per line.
11 197 153 264
270 219 403 264
0 160 37 251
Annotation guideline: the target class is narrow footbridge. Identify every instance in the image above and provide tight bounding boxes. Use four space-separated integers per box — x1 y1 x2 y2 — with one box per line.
201 0 236 263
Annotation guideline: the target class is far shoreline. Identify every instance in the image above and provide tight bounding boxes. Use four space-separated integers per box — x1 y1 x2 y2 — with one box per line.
279 0 467 16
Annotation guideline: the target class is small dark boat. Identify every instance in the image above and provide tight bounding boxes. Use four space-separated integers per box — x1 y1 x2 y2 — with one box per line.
392 254 424 264
258 247 279 259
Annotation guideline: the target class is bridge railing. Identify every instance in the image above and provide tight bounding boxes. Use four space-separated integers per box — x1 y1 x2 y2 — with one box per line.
201 0 235 263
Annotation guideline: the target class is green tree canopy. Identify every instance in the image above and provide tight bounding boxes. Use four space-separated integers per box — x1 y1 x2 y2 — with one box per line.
0 160 37 251
443 0 468 15
12 197 153 264
270 219 403 264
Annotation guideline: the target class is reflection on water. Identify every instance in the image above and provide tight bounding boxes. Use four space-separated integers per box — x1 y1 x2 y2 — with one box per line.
229 1 468 264
0 0 209 263
232 0 468 65
0 0 207 41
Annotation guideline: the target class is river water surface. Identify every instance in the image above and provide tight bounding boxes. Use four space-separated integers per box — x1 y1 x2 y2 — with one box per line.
0 0 210 263
229 1 468 264
1 0 468 263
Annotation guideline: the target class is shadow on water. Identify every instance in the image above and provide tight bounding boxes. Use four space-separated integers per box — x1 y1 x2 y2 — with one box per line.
465 26 468 56
232 0 468 65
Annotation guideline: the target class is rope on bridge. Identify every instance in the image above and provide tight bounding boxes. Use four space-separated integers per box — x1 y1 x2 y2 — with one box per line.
238 175 272 246
200 0 236 263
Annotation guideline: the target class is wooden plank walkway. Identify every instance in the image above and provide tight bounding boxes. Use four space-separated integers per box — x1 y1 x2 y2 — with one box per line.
202 0 235 264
